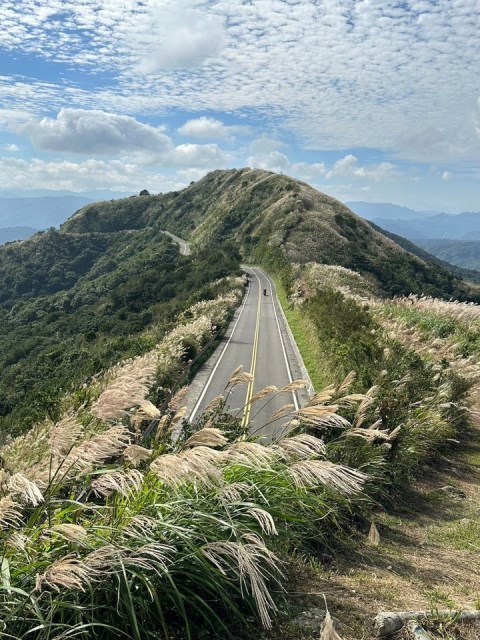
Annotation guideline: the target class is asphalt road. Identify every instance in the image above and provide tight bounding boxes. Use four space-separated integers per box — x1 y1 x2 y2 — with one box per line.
185 266 311 441
161 230 191 255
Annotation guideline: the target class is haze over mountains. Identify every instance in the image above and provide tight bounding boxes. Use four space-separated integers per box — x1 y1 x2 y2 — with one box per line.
0 189 133 245
348 201 480 270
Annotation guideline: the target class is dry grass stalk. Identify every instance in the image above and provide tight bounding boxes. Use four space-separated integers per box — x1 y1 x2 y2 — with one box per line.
202 535 282 628
319 610 344 640
7 473 44 506
249 386 278 404
184 427 228 449
288 460 366 494
277 434 326 460
269 403 295 422
367 522 380 546
36 554 95 592
50 524 89 545
0 496 23 529
123 444 152 466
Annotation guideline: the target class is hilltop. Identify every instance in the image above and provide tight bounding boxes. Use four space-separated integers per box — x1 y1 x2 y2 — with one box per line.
64 168 474 299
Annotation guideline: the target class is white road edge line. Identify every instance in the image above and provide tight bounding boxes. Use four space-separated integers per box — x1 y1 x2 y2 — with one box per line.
188 274 252 423
254 266 300 411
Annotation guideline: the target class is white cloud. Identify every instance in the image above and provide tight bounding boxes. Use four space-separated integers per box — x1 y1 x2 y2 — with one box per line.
326 155 399 182
248 136 284 154
442 170 453 181
247 150 325 180
1 143 19 151
172 143 229 167
178 117 248 140
0 1 478 167
23 108 172 157
0 156 201 193
20 109 229 167
135 1 226 72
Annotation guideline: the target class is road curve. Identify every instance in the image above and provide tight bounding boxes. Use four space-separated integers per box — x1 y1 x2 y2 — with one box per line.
185 266 311 441
161 230 191 256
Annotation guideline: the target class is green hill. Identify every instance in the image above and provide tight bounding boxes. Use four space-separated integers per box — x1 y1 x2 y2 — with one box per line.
64 168 475 299
1 167 478 436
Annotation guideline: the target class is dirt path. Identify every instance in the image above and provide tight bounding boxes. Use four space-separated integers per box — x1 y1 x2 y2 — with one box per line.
282 389 480 639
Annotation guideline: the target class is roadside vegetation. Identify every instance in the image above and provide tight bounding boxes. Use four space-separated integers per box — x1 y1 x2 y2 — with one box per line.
2 169 480 638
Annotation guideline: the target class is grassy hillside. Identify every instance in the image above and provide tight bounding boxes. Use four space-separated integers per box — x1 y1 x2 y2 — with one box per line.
416 238 480 271
1 169 479 639
64 168 476 300
0 226 240 435
368 222 480 285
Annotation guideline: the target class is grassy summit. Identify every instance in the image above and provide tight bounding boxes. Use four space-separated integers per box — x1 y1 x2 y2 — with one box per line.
64 168 476 299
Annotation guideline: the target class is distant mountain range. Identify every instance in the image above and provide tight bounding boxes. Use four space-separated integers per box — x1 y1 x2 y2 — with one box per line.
0 226 39 245
347 201 480 270
0 189 134 243
346 201 441 221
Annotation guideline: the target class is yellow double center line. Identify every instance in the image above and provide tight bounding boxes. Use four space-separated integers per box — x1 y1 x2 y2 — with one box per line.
241 273 262 428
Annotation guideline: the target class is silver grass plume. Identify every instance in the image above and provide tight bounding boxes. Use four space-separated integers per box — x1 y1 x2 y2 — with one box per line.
7 473 44 506
204 394 225 412
306 384 336 407
288 460 367 494
184 427 228 448
91 469 144 498
225 441 279 468
168 386 190 411
367 522 380 546
320 610 344 640
150 447 223 488
225 366 254 388
277 434 326 461
248 386 278 404
90 354 158 420
269 404 295 422
36 554 95 592
280 379 307 393
336 371 356 395
63 425 131 475
202 534 282 628
49 416 84 457
0 496 23 529
49 524 89 545
124 542 175 574
123 444 152 466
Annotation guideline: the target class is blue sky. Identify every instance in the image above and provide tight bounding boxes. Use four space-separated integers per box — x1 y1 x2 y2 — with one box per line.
0 0 479 211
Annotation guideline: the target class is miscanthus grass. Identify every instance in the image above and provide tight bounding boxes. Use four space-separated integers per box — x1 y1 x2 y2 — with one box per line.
0 365 373 639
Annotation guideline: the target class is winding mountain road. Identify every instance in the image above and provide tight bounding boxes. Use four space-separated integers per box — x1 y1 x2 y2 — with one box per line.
165 231 312 439
186 266 312 440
